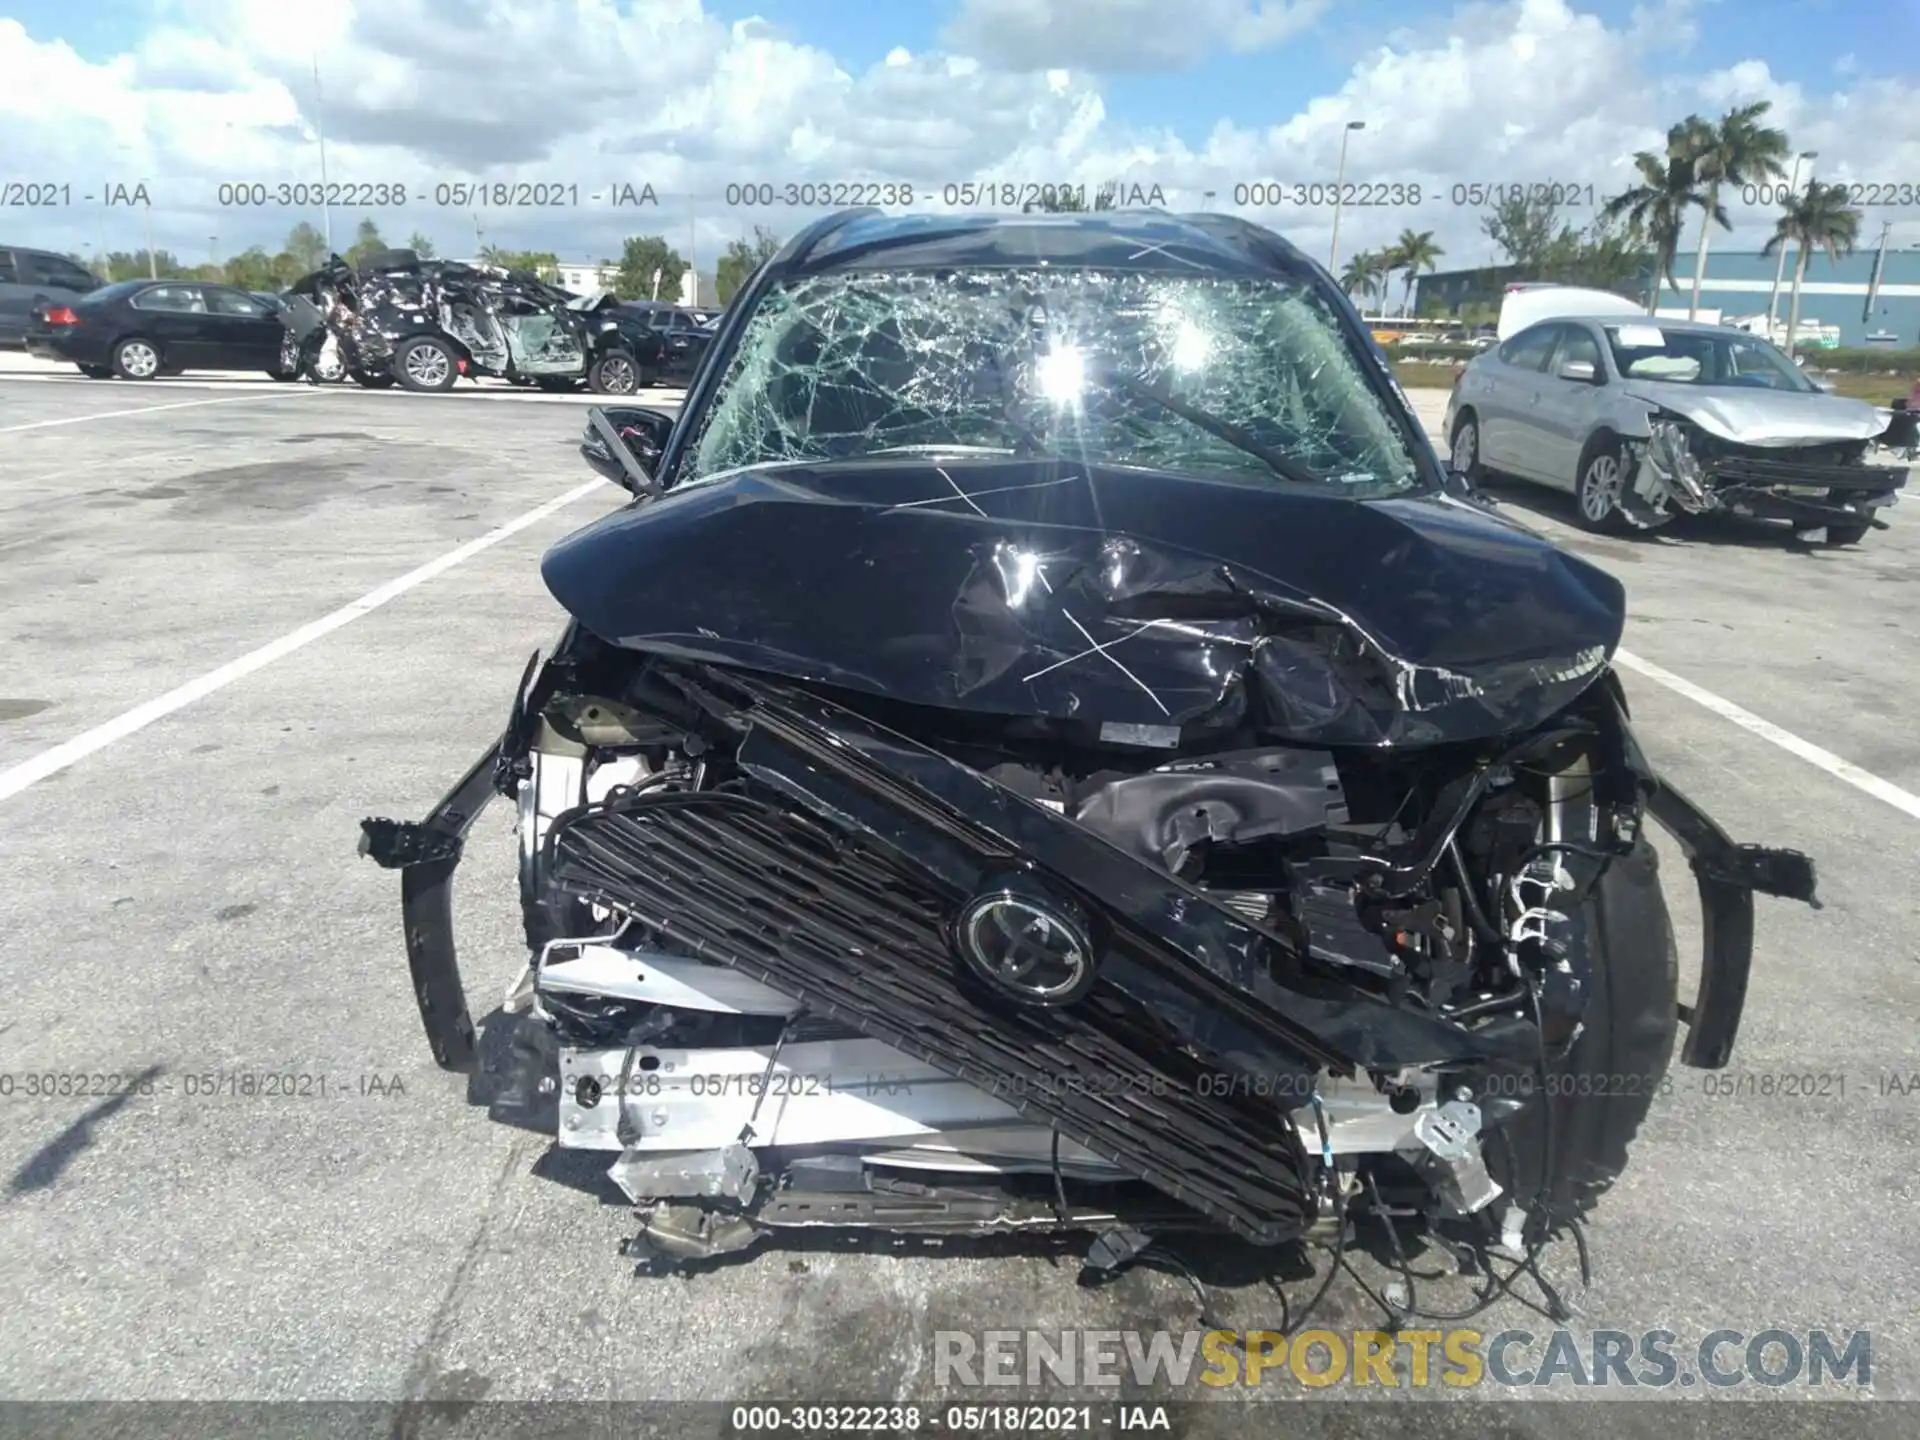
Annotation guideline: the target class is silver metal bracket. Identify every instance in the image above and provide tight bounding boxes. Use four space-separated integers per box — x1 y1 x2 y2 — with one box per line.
1410 1099 1504 1214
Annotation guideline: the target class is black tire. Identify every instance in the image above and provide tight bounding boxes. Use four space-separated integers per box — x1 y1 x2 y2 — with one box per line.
76 364 113 379
393 336 458 392
589 350 641 395
111 336 162 380
269 368 300 382
1824 522 1871 546
1573 438 1632 534
1491 838 1679 1216
1448 410 1484 481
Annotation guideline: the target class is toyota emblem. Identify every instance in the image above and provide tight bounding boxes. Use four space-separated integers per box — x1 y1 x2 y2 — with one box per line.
954 887 1098 1006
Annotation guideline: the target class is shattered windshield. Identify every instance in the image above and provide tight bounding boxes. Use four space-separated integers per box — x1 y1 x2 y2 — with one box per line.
1605 323 1816 392
680 269 1424 497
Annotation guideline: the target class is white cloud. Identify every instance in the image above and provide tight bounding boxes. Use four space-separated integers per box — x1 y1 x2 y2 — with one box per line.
943 0 1331 72
1 0 1916 272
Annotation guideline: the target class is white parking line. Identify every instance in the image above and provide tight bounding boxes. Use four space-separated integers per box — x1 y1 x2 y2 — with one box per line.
0 478 610 802
0 392 316 434
1615 648 1920 821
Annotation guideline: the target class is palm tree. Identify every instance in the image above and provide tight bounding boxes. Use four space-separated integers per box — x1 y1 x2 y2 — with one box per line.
1682 101 1789 317
1763 181 1862 355
1382 242 1413 314
1602 125 1708 312
1392 229 1443 316
1340 250 1386 312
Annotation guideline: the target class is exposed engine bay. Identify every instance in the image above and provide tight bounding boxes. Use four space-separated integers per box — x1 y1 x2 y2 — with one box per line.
364 625 1817 1275
1618 418 1906 535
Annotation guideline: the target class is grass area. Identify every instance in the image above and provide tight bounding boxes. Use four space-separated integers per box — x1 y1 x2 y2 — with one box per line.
1392 360 1464 391
1390 359 1916 405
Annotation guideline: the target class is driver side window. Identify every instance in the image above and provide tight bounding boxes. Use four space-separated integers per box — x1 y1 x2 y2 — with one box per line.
1498 325 1560 372
1554 326 1602 376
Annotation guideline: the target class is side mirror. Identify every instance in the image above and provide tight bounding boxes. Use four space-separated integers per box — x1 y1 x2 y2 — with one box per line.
1557 359 1598 383
1810 375 1836 394
1442 463 1494 505
582 405 673 498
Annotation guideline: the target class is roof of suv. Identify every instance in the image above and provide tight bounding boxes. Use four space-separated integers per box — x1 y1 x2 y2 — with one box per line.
782 208 1316 280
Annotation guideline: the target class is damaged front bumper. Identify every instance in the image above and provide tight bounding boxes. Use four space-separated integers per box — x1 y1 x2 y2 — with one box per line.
359 685 1819 1084
1628 422 1907 532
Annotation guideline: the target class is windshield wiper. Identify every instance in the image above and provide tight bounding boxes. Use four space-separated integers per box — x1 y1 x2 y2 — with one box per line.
865 444 1020 456
1091 364 1329 486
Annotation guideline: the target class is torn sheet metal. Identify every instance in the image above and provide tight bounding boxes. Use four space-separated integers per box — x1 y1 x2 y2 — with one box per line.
285 252 649 384
1620 383 1892 447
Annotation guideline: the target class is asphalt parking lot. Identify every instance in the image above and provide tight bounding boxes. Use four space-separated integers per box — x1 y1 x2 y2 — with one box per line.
0 368 1916 1433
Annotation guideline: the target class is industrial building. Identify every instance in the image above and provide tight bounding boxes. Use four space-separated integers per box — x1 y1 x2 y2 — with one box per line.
1414 243 1920 348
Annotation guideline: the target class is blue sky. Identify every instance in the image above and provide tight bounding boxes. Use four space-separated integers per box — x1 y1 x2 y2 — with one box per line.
4 0 1916 264
13 0 1900 118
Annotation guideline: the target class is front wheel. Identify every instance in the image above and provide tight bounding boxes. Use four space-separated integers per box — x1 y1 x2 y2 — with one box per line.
1491 838 1679 1216
1823 522 1871 546
1449 412 1483 482
394 336 458 392
589 351 641 395
1574 442 1631 534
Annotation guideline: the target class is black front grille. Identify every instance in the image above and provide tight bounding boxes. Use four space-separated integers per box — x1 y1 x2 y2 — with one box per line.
546 790 1310 1242
1706 454 1906 493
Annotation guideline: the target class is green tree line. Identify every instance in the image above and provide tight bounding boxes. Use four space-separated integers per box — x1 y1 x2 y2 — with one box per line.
1339 99 1864 352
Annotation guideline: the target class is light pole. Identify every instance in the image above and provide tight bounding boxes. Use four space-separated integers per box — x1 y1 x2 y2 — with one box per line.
1327 120 1365 275
314 55 333 252
687 213 698 307
1766 150 1816 336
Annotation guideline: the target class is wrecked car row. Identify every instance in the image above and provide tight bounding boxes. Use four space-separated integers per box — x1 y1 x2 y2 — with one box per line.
279 250 681 394
363 210 1818 1311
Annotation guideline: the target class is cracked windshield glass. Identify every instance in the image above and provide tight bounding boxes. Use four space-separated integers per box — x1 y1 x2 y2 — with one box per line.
682 270 1421 496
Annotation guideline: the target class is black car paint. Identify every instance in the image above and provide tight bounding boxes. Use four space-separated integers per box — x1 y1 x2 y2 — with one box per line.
24 279 285 373
0 245 103 345
542 456 1623 748
618 301 711 378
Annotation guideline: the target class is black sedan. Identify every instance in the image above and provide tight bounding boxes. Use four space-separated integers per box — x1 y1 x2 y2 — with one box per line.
24 279 295 380
618 300 713 379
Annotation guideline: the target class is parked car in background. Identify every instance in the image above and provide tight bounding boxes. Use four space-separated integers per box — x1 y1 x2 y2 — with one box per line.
290 251 663 393
1446 307 1906 545
0 245 103 346
618 299 713 378
24 278 290 379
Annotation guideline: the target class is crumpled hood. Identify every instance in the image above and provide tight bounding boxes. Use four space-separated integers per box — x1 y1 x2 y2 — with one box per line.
1624 382 1888 446
542 458 1626 749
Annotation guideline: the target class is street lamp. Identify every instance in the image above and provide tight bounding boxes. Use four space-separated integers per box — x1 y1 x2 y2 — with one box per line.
1766 149 1816 335
1327 120 1366 276
313 55 333 253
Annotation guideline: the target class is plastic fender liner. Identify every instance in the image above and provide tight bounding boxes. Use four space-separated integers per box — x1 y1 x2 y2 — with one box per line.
1641 772 1818 1069
358 740 502 1072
